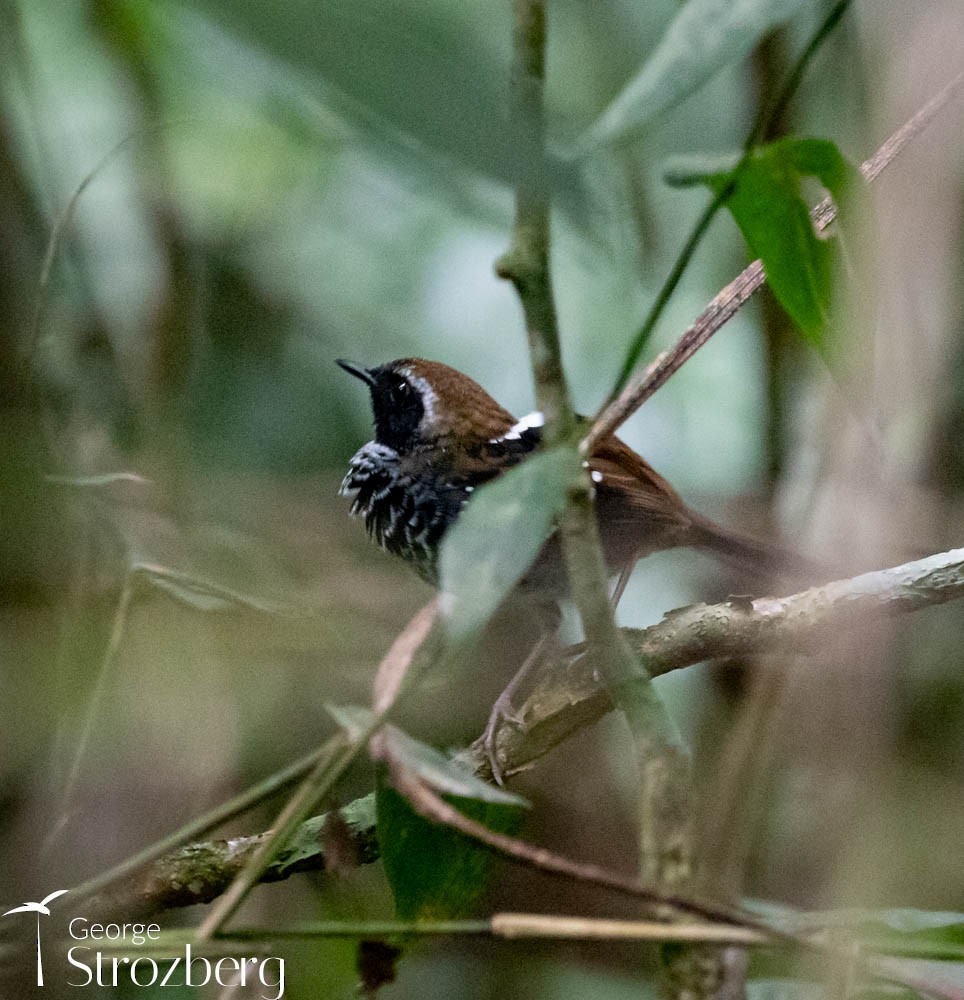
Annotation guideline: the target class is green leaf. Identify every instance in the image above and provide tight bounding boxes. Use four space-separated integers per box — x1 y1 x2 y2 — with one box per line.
573 0 808 156
693 138 859 348
439 445 582 643
376 729 528 921
803 909 964 962
745 905 964 982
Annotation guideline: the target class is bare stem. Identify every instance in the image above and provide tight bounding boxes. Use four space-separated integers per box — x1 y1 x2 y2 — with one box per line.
495 0 693 903
495 0 573 440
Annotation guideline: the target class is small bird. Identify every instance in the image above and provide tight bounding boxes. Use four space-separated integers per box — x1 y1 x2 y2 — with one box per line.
339 357 814 781
338 357 804 596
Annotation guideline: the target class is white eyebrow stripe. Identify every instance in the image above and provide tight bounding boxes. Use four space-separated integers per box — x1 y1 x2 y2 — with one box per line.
402 369 437 427
493 410 544 443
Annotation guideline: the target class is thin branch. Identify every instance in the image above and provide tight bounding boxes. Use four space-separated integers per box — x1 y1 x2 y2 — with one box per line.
495 0 573 441
25 127 166 372
583 71 964 454
496 0 692 906
475 546 964 781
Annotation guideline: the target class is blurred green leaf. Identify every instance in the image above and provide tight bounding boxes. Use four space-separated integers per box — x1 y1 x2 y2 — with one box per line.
376 728 528 921
381 727 528 808
683 138 859 348
805 909 964 961
573 0 809 156
180 0 499 181
746 906 964 984
439 445 582 643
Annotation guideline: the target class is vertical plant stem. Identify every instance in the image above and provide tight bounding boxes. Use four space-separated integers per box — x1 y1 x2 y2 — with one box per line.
495 0 573 444
495 0 694 930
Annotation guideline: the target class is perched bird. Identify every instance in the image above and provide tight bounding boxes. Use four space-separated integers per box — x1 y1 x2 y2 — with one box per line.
338 356 803 596
339 356 815 781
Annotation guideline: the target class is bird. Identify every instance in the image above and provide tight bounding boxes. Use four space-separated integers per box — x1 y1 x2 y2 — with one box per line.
337 357 806 594
338 357 813 780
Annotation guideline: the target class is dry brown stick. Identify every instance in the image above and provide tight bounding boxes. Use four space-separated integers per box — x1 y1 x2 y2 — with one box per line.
583 71 964 454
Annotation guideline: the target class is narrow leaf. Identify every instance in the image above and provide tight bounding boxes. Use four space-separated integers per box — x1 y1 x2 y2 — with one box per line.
802 909 964 962
382 727 529 808
574 0 808 156
746 906 964 979
439 446 582 642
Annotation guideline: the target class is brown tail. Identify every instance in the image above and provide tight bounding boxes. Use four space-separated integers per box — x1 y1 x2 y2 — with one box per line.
687 513 828 589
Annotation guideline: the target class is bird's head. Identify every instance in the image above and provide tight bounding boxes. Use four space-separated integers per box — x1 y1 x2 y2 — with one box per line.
337 357 518 453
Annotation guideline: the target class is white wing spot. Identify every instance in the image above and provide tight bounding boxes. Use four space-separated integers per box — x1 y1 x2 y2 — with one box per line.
493 410 544 443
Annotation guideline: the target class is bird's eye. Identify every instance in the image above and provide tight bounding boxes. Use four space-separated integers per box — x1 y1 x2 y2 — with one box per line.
391 380 413 406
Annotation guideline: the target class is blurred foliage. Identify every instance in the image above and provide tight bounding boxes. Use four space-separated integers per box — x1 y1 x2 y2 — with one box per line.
0 0 962 998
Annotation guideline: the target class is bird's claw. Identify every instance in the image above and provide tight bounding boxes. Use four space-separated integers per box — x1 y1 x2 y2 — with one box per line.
482 693 523 786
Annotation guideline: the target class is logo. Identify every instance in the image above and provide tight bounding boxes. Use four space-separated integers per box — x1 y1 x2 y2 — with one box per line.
3 896 285 997
2 889 69 986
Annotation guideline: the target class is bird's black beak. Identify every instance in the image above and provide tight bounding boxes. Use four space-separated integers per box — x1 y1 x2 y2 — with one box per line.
336 359 375 387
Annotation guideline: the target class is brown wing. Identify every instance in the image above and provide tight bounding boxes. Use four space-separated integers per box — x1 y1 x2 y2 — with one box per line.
588 435 697 563
590 436 692 528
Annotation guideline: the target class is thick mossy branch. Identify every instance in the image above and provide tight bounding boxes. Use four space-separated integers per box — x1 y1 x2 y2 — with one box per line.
85 548 964 918
85 798 379 920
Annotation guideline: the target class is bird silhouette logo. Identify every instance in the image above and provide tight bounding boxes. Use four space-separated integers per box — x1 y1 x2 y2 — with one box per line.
3 890 69 986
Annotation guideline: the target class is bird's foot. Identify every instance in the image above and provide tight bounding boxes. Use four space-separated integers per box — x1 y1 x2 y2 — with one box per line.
482 692 524 786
